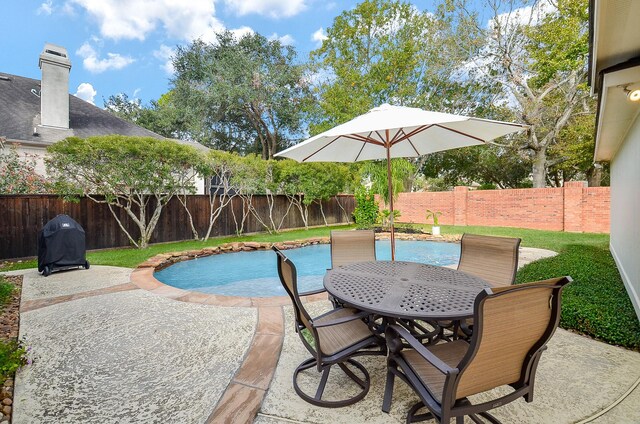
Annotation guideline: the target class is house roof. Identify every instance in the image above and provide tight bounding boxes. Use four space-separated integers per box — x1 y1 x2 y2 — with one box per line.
0 72 166 146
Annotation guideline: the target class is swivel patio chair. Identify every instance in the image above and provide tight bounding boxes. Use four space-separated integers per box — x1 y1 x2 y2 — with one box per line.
330 229 376 269
383 276 572 423
273 246 386 407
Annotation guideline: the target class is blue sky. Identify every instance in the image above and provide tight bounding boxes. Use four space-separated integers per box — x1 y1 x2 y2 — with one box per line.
1 0 436 107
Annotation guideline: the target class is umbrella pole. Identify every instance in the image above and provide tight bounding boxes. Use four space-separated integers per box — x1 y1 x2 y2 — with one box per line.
386 142 395 261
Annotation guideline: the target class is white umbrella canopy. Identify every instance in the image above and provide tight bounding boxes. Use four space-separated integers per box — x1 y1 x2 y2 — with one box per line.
275 104 528 259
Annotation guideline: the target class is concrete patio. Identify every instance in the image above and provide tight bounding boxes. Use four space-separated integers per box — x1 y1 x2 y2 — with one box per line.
7 250 640 423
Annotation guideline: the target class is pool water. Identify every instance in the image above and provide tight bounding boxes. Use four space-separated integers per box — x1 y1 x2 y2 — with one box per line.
155 240 460 297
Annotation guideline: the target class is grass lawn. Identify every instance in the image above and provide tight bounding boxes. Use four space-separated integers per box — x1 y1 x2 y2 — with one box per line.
2 224 354 270
2 223 638 349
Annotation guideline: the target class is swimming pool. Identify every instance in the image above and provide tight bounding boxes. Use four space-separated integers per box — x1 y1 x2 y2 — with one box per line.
154 240 460 297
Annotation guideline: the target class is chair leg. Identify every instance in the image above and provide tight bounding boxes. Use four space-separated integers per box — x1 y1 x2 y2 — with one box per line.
467 412 502 424
477 412 502 424
293 357 371 408
406 401 435 423
382 365 396 413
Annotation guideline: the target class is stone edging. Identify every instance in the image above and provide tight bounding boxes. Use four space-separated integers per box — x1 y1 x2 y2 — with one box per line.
130 233 460 307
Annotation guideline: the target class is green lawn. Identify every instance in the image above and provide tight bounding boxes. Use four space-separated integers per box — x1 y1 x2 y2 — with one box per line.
2 223 638 349
2 224 354 271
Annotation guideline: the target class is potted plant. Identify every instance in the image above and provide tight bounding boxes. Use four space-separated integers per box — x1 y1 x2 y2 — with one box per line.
425 209 443 235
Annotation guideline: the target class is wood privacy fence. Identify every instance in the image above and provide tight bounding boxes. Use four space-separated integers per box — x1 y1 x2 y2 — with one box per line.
0 194 355 260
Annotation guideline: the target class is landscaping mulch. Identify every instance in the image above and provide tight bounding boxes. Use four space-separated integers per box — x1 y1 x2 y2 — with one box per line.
0 275 22 423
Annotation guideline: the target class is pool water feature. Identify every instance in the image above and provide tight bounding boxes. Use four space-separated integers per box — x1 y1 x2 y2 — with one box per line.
154 240 460 298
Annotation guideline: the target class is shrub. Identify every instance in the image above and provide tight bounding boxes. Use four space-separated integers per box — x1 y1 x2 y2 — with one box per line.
0 341 28 378
516 244 640 349
0 143 48 194
378 209 401 231
353 188 379 229
0 276 14 306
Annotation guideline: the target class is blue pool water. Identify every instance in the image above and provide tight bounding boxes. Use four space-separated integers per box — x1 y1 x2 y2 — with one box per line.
155 240 460 297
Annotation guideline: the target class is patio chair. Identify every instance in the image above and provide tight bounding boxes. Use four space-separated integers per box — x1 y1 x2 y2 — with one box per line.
383 276 572 423
329 229 377 309
330 230 376 269
452 233 522 339
457 233 521 287
273 246 386 407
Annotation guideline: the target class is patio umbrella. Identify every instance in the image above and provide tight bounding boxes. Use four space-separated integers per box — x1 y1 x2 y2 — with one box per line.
275 104 528 260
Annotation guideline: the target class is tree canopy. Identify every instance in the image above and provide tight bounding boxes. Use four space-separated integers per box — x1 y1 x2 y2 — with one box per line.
170 31 312 159
101 0 600 190
46 136 202 248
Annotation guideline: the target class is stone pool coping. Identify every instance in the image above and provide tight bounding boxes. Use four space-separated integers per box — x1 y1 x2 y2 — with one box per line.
130 233 461 307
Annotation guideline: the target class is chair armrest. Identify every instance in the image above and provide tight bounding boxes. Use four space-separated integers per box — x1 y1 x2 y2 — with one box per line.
299 287 327 296
313 310 370 328
386 324 458 375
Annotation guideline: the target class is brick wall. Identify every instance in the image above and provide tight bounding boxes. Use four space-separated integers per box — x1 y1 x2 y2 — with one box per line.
389 182 610 233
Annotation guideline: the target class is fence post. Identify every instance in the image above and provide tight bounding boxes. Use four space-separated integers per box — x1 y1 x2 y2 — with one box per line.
454 186 469 226
563 181 587 232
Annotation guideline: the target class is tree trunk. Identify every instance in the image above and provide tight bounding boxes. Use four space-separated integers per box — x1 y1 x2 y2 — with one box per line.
531 149 547 188
587 164 603 187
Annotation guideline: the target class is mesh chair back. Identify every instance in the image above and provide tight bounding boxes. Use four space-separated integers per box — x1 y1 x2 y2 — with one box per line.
454 277 570 399
330 230 376 269
273 247 313 333
457 234 521 287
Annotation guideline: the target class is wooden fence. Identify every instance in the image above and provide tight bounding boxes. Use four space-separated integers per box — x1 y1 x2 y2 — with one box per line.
0 194 355 260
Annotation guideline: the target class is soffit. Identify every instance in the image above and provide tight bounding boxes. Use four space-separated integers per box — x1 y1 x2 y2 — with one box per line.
594 66 640 161
591 0 640 94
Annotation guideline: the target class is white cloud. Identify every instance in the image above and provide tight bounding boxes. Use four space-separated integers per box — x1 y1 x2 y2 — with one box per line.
76 42 135 73
311 27 328 47
74 82 97 104
268 33 295 46
489 1 557 30
229 26 255 40
153 44 175 75
37 0 54 15
69 0 224 41
223 0 306 18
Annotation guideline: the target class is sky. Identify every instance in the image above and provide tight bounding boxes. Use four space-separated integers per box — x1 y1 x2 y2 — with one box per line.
1 0 435 107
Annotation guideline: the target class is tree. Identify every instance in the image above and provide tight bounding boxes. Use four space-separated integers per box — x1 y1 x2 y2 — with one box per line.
198 150 244 241
309 0 500 187
278 161 349 229
309 0 437 133
421 144 532 189
0 138 48 194
171 31 312 159
441 0 593 187
361 159 415 206
104 93 144 123
46 136 202 249
104 92 187 139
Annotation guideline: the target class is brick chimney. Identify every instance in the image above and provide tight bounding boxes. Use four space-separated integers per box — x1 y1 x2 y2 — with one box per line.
38 43 71 129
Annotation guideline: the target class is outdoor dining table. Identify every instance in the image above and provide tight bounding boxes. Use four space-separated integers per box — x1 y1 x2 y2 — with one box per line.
323 261 491 321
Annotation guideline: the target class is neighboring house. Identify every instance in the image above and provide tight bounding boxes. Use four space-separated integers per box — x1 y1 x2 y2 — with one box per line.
0 43 206 193
589 1 640 320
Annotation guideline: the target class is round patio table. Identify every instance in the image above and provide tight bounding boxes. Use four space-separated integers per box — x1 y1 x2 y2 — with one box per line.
324 261 491 321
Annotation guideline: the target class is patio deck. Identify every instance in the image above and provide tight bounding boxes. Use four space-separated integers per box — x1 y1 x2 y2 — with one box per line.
7 251 640 423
